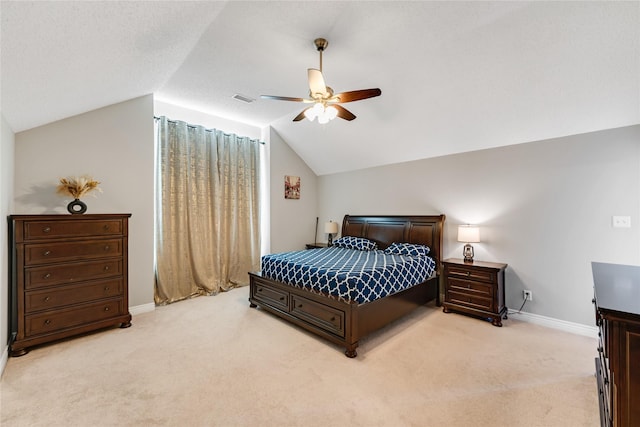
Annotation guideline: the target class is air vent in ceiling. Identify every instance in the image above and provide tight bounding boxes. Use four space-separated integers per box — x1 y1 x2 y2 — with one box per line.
232 94 255 104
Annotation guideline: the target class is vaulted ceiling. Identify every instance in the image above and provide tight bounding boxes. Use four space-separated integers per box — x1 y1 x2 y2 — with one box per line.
2 1 638 175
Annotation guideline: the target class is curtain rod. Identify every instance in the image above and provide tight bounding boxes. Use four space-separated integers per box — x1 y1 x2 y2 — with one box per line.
154 116 265 145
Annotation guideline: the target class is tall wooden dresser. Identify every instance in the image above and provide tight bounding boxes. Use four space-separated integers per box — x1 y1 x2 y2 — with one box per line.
592 262 640 427
9 214 132 356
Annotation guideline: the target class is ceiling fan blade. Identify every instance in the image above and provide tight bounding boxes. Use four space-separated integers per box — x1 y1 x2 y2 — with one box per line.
331 88 382 103
261 95 308 102
308 68 328 97
293 108 310 122
333 105 356 121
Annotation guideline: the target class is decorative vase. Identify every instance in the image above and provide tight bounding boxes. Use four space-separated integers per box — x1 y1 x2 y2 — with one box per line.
67 199 87 214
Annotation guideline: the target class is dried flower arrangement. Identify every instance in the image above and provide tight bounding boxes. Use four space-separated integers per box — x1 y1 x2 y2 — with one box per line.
56 175 102 200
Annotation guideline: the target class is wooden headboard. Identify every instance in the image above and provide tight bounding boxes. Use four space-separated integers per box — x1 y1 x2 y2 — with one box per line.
341 214 446 272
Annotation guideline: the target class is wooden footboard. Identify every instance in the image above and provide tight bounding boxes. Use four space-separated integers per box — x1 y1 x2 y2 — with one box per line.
249 214 445 357
249 272 438 357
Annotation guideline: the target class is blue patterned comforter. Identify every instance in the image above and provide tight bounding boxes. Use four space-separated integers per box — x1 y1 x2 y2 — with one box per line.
260 247 436 304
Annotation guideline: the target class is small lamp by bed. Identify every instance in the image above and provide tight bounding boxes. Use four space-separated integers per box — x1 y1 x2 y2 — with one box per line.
325 221 339 246
458 225 480 263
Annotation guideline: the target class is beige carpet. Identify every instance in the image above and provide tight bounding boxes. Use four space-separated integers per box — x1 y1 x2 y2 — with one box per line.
1 286 599 426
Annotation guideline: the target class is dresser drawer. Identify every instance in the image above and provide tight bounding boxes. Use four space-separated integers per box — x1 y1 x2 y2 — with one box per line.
25 298 125 337
25 259 123 289
446 265 496 284
447 290 493 311
26 278 124 312
252 278 289 311
447 278 493 298
22 219 124 240
24 239 123 266
291 295 345 338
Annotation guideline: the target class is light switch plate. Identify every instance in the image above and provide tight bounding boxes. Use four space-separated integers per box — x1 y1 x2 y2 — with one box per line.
612 216 631 228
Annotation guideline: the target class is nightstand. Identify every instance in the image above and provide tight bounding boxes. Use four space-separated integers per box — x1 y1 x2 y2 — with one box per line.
442 258 508 327
305 243 328 249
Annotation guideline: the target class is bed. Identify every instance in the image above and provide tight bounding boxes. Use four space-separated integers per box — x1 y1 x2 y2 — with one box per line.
248 214 445 357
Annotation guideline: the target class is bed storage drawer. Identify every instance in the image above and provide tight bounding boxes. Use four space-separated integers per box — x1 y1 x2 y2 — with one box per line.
291 295 345 338
250 277 289 311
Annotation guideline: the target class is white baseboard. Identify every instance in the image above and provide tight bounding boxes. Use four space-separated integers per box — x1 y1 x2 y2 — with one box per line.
0 345 8 378
508 309 598 339
130 302 155 316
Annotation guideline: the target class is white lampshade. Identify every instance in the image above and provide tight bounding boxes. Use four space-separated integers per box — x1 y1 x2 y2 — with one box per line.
325 221 339 234
457 225 480 243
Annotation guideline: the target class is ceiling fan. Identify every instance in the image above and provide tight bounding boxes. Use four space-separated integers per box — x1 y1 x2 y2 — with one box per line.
261 38 382 123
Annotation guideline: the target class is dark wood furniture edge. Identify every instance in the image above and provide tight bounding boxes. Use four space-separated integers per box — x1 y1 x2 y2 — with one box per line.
8 214 132 357
249 214 445 357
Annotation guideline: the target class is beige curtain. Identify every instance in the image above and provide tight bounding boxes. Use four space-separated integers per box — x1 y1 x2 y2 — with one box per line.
154 117 261 304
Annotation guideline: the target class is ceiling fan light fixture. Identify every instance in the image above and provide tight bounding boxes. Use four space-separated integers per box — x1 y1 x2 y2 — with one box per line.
304 107 317 121
325 105 338 120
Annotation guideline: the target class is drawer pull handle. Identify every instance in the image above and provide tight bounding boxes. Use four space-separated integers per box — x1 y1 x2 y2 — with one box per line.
104 266 110 271
467 284 471 289
279 296 285 301
44 319 51 325
298 304 303 308
43 250 51 256
44 296 51 302
104 245 110 251
104 307 110 312
257 288 263 292
43 227 51 233
466 272 471 276
104 286 110 291
103 225 110 230
330 317 336 322
44 273 51 279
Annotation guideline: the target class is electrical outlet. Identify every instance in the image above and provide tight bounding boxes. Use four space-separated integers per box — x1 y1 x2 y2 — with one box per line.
523 290 533 301
612 216 631 228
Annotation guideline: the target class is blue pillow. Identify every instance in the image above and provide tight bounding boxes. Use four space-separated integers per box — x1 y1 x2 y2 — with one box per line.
385 242 431 257
333 236 378 251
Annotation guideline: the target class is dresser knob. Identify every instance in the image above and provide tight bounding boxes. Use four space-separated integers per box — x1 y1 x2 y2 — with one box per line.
43 250 51 256
44 319 51 325
279 296 285 301
104 307 110 312
43 273 51 279
466 272 470 276
257 288 263 292
44 296 50 302
104 266 110 271
43 227 51 233
103 225 110 230
298 304 303 308
104 286 110 291
330 317 336 322
104 245 110 251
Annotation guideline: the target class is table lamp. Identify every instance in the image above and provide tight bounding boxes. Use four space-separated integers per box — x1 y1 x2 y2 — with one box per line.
325 221 339 246
457 225 480 263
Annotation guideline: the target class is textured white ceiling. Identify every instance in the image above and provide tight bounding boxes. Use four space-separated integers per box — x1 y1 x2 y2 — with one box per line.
2 1 639 175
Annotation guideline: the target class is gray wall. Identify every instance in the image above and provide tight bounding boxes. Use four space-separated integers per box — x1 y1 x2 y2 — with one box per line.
13 95 155 308
317 125 640 326
1 113 15 364
268 128 318 253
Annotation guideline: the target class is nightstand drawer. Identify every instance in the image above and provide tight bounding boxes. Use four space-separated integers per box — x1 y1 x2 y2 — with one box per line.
447 290 493 310
442 258 507 327
446 265 495 284
447 278 493 298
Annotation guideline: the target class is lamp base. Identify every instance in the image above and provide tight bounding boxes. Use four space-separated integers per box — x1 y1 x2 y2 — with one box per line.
328 234 334 246
463 244 474 263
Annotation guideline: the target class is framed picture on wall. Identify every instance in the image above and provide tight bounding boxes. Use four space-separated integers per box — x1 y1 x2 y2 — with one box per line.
285 175 300 199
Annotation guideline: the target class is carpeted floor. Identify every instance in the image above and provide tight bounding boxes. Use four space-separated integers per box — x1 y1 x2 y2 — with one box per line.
1 286 599 426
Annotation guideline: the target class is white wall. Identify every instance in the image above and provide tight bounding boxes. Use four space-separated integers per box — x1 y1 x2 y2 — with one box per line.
318 125 640 326
268 129 318 253
13 95 155 308
1 113 16 372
